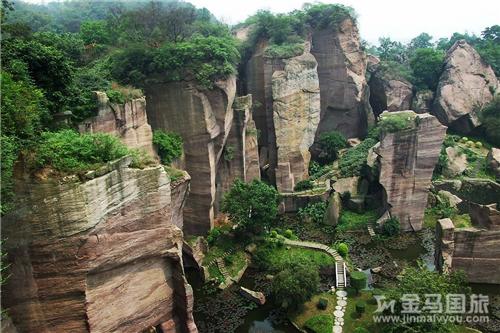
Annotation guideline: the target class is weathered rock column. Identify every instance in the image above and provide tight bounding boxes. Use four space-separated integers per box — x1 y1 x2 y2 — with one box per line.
375 111 446 231
272 52 321 192
146 77 236 235
311 18 373 139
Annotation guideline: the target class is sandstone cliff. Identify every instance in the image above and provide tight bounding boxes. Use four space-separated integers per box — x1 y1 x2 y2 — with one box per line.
215 95 261 208
433 40 498 133
1 157 196 333
375 111 446 231
79 91 156 157
368 69 414 116
311 18 373 139
146 77 237 235
272 51 321 192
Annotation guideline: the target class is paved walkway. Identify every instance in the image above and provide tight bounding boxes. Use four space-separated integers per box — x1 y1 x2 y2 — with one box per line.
333 290 348 333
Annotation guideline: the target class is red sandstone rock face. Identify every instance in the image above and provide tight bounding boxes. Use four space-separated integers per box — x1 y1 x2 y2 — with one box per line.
433 40 498 133
311 18 373 139
1 158 197 333
146 78 236 235
79 91 157 158
375 111 447 231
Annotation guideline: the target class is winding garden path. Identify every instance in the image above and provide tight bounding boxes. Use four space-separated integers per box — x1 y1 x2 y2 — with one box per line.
282 239 348 332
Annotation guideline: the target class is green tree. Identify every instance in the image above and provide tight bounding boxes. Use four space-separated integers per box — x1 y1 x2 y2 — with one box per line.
381 266 470 333
318 131 347 164
271 263 320 309
408 32 433 53
80 20 111 45
221 179 280 232
377 37 408 64
410 48 445 90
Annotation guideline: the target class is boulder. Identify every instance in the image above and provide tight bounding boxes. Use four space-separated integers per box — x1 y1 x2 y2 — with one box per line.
433 178 500 206
487 147 500 178
443 146 468 177
332 177 360 196
311 17 373 139
272 51 321 192
376 111 447 231
412 89 434 114
324 192 342 226
239 287 266 305
433 40 498 133
469 202 500 230
369 71 414 116
1 158 197 333
437 190 463 209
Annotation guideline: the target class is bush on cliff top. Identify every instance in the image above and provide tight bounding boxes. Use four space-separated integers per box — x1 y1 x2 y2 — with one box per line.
379 112 416 133
30 130 146 173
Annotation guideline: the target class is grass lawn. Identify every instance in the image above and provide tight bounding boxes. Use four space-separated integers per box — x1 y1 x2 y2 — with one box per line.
225 250 248 277
343 289 382 333
259 245 335 271
337 209 379 232
289 292 336 329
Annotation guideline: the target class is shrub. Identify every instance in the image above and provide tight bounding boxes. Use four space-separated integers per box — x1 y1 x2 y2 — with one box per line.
475 141 483 148
31 130 132 173
338 138 377 177
271 263 320 309
350 271 367 293
308 161 332 180
294 179 314 192
382 217 401 236
318 131 347 164
164 166 184 182
224 254 234 265
283 229 294 239
264 43 304 58
379 112 416 133
270 230 278 238
466 140 475 148
152 130 183 164
298 202 327 224
355 300 366 314
303 314 333 333
336 243 349 257
317 298 328 310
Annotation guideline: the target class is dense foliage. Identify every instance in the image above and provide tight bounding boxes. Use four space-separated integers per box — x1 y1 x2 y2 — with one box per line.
271 263 320 309
382 217 401 236
221 179 280 232
298 202 327 224
30 130 132 173
317 131 348 164
338 138 377 177
381 266 470 333
294 179 314 192
152 130 183 164
409 48 445 90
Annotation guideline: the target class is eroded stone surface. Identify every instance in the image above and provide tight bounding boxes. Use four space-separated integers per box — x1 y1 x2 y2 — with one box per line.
312 18 373 139
375 111 446 231
433 40 498 133
79 91 156 158
2 159 196 333
272 52 320 192
146 77 236 235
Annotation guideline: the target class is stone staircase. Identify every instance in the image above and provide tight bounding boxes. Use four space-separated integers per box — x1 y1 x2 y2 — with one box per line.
215 258 231 281
335 261 346 288
367 222 376 237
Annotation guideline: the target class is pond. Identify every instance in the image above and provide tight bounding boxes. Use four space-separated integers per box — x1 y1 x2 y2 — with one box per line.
186 267 300 333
